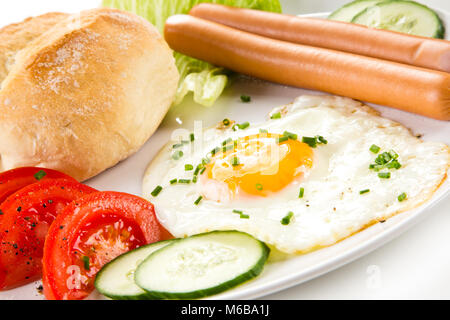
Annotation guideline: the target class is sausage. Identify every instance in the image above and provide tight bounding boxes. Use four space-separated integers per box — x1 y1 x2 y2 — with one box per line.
190 3 450 73
164 15 450 120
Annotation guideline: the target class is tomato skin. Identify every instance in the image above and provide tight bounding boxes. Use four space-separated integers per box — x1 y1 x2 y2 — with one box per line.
0 167 77 205
0 180 97 290
42 192 172 300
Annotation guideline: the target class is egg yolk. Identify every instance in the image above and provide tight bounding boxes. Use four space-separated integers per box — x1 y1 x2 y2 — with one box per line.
204 133 314 198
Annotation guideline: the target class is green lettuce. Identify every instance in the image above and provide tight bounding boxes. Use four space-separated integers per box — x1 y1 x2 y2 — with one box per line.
102 0 282 107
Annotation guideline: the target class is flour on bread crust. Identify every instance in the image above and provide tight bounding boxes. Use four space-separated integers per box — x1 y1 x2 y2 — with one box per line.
0 8 179 181
0 12 69 87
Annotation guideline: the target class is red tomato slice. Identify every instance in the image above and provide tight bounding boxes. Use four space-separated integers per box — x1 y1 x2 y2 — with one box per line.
0 179 97 290
42 192 172 300
0 167 77 205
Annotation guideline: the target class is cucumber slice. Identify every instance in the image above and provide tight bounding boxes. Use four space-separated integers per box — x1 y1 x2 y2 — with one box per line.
95 240 176 300
329 0 385 22
135 231 270 300
352 0 445 38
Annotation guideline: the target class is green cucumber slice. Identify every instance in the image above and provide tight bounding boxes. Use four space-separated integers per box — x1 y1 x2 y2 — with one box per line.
352 0 445 38
135 231 270 300
329 0 385 22
95 240 176 300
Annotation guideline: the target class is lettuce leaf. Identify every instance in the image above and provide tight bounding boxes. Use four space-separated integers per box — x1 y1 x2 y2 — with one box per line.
102 0 282 107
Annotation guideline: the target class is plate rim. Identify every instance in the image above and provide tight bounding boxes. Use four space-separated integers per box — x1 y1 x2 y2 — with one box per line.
213 8 450 300
215 185 449 300
0 6 448 301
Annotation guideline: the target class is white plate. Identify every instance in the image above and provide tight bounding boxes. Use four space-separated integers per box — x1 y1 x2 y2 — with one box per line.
0 7 449 300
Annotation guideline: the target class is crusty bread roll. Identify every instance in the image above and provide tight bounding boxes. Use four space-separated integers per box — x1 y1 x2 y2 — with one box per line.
0 8 179 181
0 12 69 85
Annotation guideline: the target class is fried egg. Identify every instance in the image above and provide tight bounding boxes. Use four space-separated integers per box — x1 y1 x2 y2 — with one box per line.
143 95 449 254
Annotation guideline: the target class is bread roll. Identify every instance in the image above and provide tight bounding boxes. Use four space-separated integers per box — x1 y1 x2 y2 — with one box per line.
0 8 179 181
0 12 69 86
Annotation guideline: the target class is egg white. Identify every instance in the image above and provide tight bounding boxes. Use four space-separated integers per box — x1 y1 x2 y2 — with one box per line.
143 95 449 254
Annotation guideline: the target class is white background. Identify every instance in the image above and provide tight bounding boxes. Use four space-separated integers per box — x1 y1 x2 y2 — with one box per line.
0 0 449 300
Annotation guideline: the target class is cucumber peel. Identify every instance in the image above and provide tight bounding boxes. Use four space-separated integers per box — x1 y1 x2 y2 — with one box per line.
352 0 445 38
329 0 385 22
95 240 176 300
135 231 270 300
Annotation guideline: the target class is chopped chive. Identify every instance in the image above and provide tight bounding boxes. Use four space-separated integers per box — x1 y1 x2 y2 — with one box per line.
378 172 391 179
238 122 250 130
172 150 184 160
386 160 402 170
202 158 211 165
194 165 202 176
302 136 317 148
211 147 221 156
233 210 249 219
194 196 203 206
233 122 250 131
370 148 402 173
82 256 90 271
181 140 190 145
360 189 370 195
255 183 263 191
281 212 294 226
231 157 240 167
178 179 191 184
381 152 392 163
298 187 305 199
222 138 233 146
370 145 381 154
302 136 327 148
276 136 289 144
259 129 268 134
223 145 234 153
398 192 407 202
374 155 386 165
190 133 195 142
170 179 178 185
370 164 384 172
173 143 184 149
185 164 194 171
389 150 399 160
151 186 163 197
271 112 281 120
317 136 328 145
240 95 251 103
34 170 47 181
283 131 298 140
193 176 198 183
200 167 207 175
223 119 231 126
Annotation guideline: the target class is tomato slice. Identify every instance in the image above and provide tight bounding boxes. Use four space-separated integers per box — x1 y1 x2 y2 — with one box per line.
0 167 77 205
0 180 97 290
42 192 172 300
